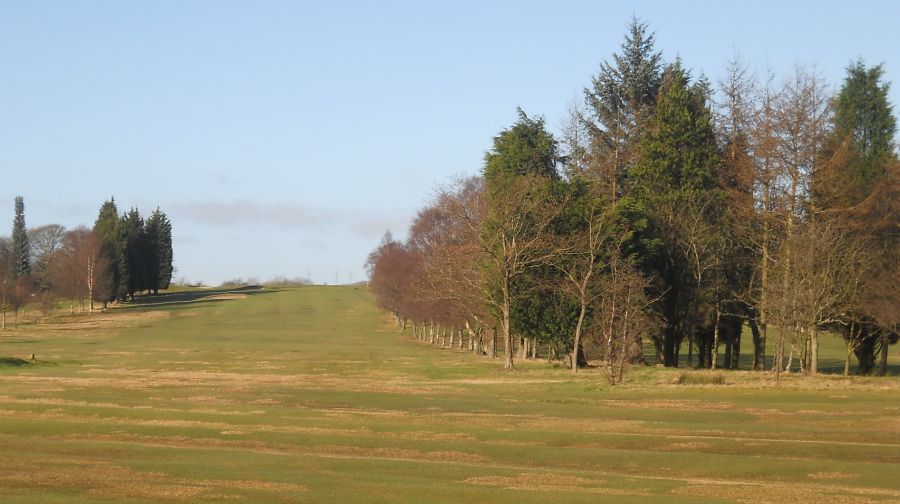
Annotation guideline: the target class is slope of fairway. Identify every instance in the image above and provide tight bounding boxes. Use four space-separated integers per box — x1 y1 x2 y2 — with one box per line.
1 286 898 503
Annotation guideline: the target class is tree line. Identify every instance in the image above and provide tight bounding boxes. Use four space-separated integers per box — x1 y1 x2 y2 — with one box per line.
367 17 899 381
0 197 174 326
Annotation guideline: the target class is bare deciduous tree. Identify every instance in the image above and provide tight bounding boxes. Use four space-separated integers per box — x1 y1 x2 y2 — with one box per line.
450 175 570 370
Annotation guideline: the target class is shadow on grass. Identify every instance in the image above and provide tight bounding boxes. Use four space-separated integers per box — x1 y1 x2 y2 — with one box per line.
0 357 31 367
121 285 272 309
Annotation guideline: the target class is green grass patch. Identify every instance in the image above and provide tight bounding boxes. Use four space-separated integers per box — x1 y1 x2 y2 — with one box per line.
0 286 897 502
676 371 726 385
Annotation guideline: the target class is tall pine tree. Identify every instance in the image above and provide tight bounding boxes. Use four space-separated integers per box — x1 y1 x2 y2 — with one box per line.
818 60 897 208
627 66 724 366
584 16 664 198
118 208 147 300
94 198 121 303
481 109 566 369
11 196 30 278
816 61 899 375
145 209 173 294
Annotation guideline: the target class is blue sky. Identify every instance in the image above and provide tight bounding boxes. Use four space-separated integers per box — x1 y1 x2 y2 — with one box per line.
1 1 897 285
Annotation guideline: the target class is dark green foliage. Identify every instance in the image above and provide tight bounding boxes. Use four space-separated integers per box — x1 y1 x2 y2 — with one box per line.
510 267 579 350
11 196 30 278
94 198 121 303
94 198 120 243
626 66 724 366
817 61 899 374
483 108 560 187
118 208 147 300
92 200 175 301
145 208 174 294
584 16 663 195
830 60 897 193
630 66 720 196
816 60 897 215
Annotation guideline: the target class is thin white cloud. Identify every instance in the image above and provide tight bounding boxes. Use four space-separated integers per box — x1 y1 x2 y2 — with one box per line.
171 200 414 239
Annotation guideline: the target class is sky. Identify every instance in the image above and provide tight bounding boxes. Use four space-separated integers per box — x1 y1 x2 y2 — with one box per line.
1 1 898 285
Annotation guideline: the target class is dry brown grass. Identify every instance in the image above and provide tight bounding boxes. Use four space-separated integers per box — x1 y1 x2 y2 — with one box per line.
464 473 649 495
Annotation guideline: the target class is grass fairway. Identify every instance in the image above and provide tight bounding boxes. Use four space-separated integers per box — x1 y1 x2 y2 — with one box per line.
1 286 899 503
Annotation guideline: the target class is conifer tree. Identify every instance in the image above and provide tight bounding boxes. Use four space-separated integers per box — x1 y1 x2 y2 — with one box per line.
584 16 663 197
627 66 724 366
93 198 121 303
11 196 30 278
483 108 560 184
480 110 568 370
145 209 173 294
118 208 147 300
816 61 899 375
818 60 897 208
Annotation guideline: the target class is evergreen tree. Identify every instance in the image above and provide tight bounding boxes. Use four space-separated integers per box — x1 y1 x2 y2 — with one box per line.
631 67 720 196
584 16 664 197
144 208 173 294
483 108 560 185
627 66 724 366
118 208 147 300
480 110 567 369
93 198 121 303
11 196 30 278
818 60 897 208
816 61 899 375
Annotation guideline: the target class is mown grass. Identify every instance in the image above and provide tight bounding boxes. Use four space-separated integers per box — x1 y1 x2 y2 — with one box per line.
0 286 898 503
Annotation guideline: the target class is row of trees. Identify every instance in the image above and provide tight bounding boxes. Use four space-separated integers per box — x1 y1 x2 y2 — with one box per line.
0 197 174 326
367 18 899 380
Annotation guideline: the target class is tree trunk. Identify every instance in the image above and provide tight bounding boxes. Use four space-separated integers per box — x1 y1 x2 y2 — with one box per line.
785 339 795 373
711 304 721 370
749 318 762 370
491 326 498 359
502 279 514 370
844 323 857 377
730 321 741 370
723 340 732 370
844 343 852 377
663 327 678 367
775 325 785 382
758 217 770 371
879 330 889 376
809 325 818 375
571 302 587 373
688 337 694 368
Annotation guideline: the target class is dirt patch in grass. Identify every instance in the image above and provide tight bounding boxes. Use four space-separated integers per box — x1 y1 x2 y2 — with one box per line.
0 456 206 500
481 439 546 447
312 445 489 464
670 483 892 503
38 310 170 333
202 294 248 301
464 473 648 495
808 471 861 480
0 452 308 501
72 368 463 396
600 398 734 411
